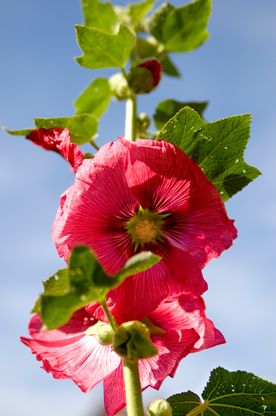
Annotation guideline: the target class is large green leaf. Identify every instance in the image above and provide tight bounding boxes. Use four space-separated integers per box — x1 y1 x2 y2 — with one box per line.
156 106 261 200
74 78 112 117
154 99 208 130
76 23 136 69
36 246 160 329
81 0 117 32
127 0 155 23
168 367 276 416
34 114 98 145
149 0 211 53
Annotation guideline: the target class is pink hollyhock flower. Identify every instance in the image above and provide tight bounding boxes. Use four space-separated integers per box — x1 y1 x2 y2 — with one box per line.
27 127 83 173
52 138 236 315
21 293 225 416
138 58 162 87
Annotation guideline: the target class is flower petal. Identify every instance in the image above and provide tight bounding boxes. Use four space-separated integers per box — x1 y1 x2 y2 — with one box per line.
139 329 198 390
107 245 206 321
52 141 137 272
21 311 120 392
27 128 83 173
123 138 237 267
104 364 125 416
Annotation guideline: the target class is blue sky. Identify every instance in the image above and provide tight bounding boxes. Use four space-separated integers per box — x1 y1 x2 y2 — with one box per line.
0 0 275 415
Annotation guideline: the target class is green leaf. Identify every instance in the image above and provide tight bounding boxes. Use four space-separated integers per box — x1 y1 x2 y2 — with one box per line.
149 0 211 53
37 246 160 329
154 99 208 130
116 252 161 280
168 367 276 416
156 106 261 200
74 78 112 117
42 269 70 296
76 23 136 69
127 0 155 23
34 114 98 145
160 54 180 77
5 128 33 136
81 0 117 32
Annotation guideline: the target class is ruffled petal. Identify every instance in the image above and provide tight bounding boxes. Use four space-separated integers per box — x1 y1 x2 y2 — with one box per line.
139 329 198 390
124 139 192 213
104 364 125 416
107 245 206 321
149 293 225 352
52 141 137 272
122 138 237 267
21 311 121 392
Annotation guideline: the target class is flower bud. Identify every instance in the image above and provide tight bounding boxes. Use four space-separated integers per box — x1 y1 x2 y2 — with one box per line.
109 73 131 100
96 322 113 345
113 320 158 361
138 59 162 87
128 59 162 94
147 399 173 416
86 321 113 345
137 112 151 133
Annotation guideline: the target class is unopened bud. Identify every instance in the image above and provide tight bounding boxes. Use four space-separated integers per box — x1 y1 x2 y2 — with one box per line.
113 320 158 361
137 112 151 133
128 59 162 94
138 59 162 87
86 321 113 345
96 322 113 345
147 399 172 416
109 73 131 100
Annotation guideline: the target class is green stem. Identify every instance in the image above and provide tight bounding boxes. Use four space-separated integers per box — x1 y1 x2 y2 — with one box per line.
125 93 137 141
101 300 117 332
123 359 145 416
89 139 100 151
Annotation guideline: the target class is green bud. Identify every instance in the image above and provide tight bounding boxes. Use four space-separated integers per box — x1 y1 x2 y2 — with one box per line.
109 73 131 100
96 322 113 345
86 321 113 345
147 399 173 416
137 112 151 133
113 320 158 361
128 67 154 94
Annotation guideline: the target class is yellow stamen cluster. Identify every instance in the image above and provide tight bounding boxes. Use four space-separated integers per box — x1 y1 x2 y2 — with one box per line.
126 207 168 249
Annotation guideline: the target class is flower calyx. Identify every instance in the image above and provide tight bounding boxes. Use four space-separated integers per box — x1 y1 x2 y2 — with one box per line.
113 320 158 361
147 399 173 416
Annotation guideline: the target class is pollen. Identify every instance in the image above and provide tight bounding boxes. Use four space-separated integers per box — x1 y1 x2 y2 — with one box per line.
126 207 169 248
133 219 159 244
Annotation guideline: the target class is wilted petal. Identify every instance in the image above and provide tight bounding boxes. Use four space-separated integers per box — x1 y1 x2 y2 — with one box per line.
27 128 83 173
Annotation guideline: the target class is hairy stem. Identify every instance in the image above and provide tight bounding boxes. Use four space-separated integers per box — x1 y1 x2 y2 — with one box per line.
125 93 137 141
123 359 145 416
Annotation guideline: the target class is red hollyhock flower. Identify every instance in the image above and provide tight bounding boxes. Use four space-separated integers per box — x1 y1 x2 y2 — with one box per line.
52 138 236 315
21 294 225 416
138 58 162 87
27 128 83 173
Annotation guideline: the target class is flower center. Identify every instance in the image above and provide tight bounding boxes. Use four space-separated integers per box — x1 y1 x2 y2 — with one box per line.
126 207 168 249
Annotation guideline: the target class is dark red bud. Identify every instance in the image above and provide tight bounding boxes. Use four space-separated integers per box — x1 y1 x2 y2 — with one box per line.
138 59 162 87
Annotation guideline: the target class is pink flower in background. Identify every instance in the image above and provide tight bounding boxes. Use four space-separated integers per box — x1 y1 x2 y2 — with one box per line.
52 138 236 314
21 294 225 416
27 128 83 173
